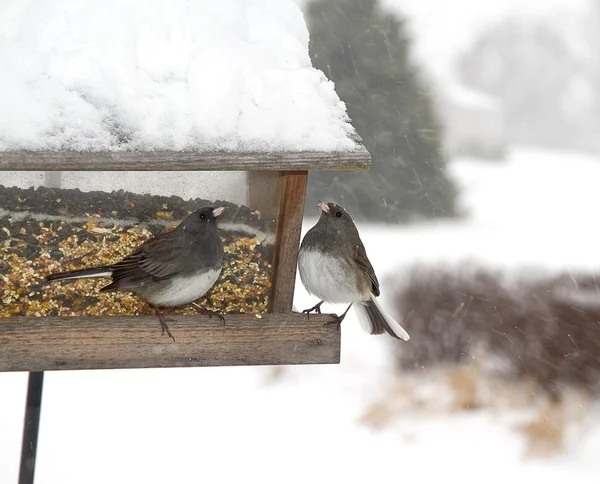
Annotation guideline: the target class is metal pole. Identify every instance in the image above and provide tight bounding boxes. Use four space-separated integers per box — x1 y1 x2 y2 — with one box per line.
18 372 44 484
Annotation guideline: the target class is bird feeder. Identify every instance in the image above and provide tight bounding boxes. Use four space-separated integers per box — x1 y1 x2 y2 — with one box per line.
0 147 371 372
1 2 371 480
0 1 371 374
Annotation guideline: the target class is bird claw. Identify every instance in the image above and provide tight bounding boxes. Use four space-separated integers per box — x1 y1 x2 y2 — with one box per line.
301 301 324 318
156 312 176 342
323 314 345 330
160 325 176 342
322 304 352 331
192 302 226 324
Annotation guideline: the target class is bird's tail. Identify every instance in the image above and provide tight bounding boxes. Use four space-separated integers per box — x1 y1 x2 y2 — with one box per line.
45 267 112 283
354 294 410 341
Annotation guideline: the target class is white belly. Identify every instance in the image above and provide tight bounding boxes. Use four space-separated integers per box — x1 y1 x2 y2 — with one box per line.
298 249 361 303
135 268 221 307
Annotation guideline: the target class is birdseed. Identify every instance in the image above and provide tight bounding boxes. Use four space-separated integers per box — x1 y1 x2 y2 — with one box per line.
0 185 274 318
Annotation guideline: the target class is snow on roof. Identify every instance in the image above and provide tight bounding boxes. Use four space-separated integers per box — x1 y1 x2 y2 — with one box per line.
0 0 357 153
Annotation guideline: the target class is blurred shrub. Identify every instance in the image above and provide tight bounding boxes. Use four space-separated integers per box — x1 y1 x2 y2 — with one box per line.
388 264 600 399
305 0 458 223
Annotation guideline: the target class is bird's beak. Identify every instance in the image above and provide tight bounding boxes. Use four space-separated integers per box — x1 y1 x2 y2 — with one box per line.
318 201 330 213
212 207 225 217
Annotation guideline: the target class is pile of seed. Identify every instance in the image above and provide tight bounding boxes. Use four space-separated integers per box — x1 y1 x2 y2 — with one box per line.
0 185 274 318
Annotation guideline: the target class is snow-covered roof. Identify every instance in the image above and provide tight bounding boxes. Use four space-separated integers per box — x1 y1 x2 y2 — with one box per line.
0 0 359 155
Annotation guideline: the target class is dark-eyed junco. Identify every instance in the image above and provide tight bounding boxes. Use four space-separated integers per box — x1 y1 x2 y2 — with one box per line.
45 206 225 341
298 201 410 341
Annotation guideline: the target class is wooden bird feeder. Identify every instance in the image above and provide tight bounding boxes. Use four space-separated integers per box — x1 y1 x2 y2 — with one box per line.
0 146 371 484
0 147 370 372
0 3 371 482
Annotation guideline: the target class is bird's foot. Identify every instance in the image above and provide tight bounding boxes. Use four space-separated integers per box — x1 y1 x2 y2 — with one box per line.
156 311 176 342
301 300 324 317
191 302 226 324
322 303 353 330
323 315 345 330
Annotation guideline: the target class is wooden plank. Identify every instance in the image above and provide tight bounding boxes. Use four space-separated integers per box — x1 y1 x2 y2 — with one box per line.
0 313 341 372
0 147 371 171
270 171 308 313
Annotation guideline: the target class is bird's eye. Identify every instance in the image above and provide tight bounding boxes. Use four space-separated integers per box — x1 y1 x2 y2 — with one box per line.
200 213 207 220
335 211 342 218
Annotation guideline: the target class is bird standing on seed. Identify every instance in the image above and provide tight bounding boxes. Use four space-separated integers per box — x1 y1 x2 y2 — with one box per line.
297 201 410 341
45 206 226 341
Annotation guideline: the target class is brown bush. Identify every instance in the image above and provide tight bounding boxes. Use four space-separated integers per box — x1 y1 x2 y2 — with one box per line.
388 264 600 399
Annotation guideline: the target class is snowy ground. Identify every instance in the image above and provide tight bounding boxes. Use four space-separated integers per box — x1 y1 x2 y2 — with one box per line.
2 147 600 483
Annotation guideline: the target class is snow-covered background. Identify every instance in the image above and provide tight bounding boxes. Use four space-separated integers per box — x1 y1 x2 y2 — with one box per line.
384 0 590 74
2 147 600 483
3 0 600 482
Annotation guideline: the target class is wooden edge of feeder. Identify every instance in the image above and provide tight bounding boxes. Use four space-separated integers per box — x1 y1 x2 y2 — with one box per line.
0 145 371 171
0 313 342 373
270 171 308 313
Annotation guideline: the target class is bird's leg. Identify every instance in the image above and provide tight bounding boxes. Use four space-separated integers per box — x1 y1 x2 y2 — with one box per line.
302 300 324 317
324 303 353 330
155 309 175 342
191 302 225 324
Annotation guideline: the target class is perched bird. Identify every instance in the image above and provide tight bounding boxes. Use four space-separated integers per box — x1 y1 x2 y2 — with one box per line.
45 206 225 341
297 201 410 341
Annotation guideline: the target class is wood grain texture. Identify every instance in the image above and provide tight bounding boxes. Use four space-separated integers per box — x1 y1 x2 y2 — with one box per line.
270 171 308 313
0 147 371 171
0 313 341 372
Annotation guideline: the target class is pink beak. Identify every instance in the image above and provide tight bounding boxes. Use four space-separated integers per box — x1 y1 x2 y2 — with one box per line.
318 201 330 213
212 207 225 217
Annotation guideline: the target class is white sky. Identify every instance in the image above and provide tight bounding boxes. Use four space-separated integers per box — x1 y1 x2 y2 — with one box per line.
384 0 591 74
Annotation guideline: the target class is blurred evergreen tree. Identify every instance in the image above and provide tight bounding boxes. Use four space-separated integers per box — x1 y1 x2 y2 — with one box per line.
305 0 458 223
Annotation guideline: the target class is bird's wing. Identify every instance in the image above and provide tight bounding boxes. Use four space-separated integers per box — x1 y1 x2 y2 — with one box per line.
353 242 380 297
102 234 182 291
